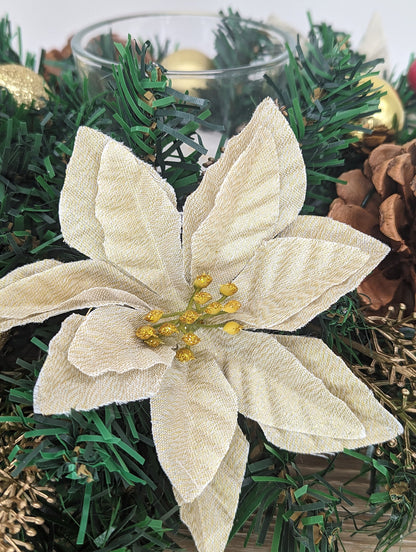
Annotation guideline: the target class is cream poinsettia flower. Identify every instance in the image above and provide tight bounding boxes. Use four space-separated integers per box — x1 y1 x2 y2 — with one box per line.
0 98 402 552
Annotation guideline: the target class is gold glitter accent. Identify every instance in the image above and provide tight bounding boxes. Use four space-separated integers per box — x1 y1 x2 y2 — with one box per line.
0 64 49 109
204 301 222 315
145 336 163 348
222 300 241 313
175 347 195 362
144 309 164 323
179 310 200 324
223 321 242 335
136 326 158 340
158 322 178 336
182 333 201 346
193 273 213 288
0 425 55 550
193 291 212 305
219 283 238 296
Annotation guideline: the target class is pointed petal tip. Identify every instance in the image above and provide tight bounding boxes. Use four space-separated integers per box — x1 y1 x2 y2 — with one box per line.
258 96 277 110
74 125 101 140
176 427 249 552
259 335 404 454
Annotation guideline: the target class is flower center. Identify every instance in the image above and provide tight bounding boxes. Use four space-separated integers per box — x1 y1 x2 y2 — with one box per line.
135 273 243 362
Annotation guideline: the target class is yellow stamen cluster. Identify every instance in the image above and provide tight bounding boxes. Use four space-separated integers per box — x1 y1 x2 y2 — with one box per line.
144 309 164 323
219 283 238 296
193 291 212 305
135 274 243 362
222 300 241 313
193 273 213 288
135 325 157 340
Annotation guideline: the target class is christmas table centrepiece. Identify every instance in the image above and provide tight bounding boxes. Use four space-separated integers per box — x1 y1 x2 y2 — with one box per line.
2 10 416 552
0 97 403 552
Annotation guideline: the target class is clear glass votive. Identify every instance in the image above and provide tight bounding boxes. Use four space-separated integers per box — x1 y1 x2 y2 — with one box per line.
71 12 294 146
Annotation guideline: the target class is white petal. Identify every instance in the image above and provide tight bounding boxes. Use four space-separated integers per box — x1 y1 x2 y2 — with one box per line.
59 126 110 259
276 216 390 330
68 305 175 376
0 258 62 289
262 335 403 453
175 426 249 552
150 352 238 503
188 127 281 283
235 235 374 331
96 140 188 308
0 259 158 332
34 314 167 415
182 98 305 281
203 330 365 440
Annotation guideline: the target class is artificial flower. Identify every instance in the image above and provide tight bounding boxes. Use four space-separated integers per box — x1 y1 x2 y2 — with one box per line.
0 98 402 552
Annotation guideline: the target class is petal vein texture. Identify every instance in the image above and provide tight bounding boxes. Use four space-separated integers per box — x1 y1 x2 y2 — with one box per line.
151 352 238 502
34 314 167 415
183 97 306 283
176 426 249 552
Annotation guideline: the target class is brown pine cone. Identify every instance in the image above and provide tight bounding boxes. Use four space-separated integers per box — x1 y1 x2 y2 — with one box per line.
328 139 416 313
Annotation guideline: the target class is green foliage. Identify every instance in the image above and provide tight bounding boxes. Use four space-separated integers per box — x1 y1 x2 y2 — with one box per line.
213 9 275 68
232 431 346 551
344 448 416 551
394 55 416 143
106 37 219 206
0 32 112 275
266 16 383 215
317 292 372 365
0 14 34 66
203 9 288 135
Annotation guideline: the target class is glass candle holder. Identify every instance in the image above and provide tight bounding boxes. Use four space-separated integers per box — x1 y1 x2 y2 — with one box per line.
71 12 294 147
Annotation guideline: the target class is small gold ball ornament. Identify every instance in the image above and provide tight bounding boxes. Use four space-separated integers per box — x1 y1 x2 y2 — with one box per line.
160 49 214 95
0 64 49 109
351 75 405 151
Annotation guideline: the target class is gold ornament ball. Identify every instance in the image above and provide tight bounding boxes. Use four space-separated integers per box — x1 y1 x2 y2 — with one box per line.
0 64 49 109
160 49 214 96
351 75 405 150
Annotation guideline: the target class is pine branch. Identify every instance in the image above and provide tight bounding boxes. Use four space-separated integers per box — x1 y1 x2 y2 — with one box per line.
394 55 416 142
0 15 34 67
106 37 222 207
266 17 383 215
233 426 344 552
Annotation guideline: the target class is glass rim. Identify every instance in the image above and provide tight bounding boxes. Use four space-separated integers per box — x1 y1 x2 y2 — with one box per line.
71 12 295 76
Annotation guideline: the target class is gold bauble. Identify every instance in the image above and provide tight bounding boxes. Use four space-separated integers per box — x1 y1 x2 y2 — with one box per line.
160 49 214 96
0 64 49 109
351 75 405 150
